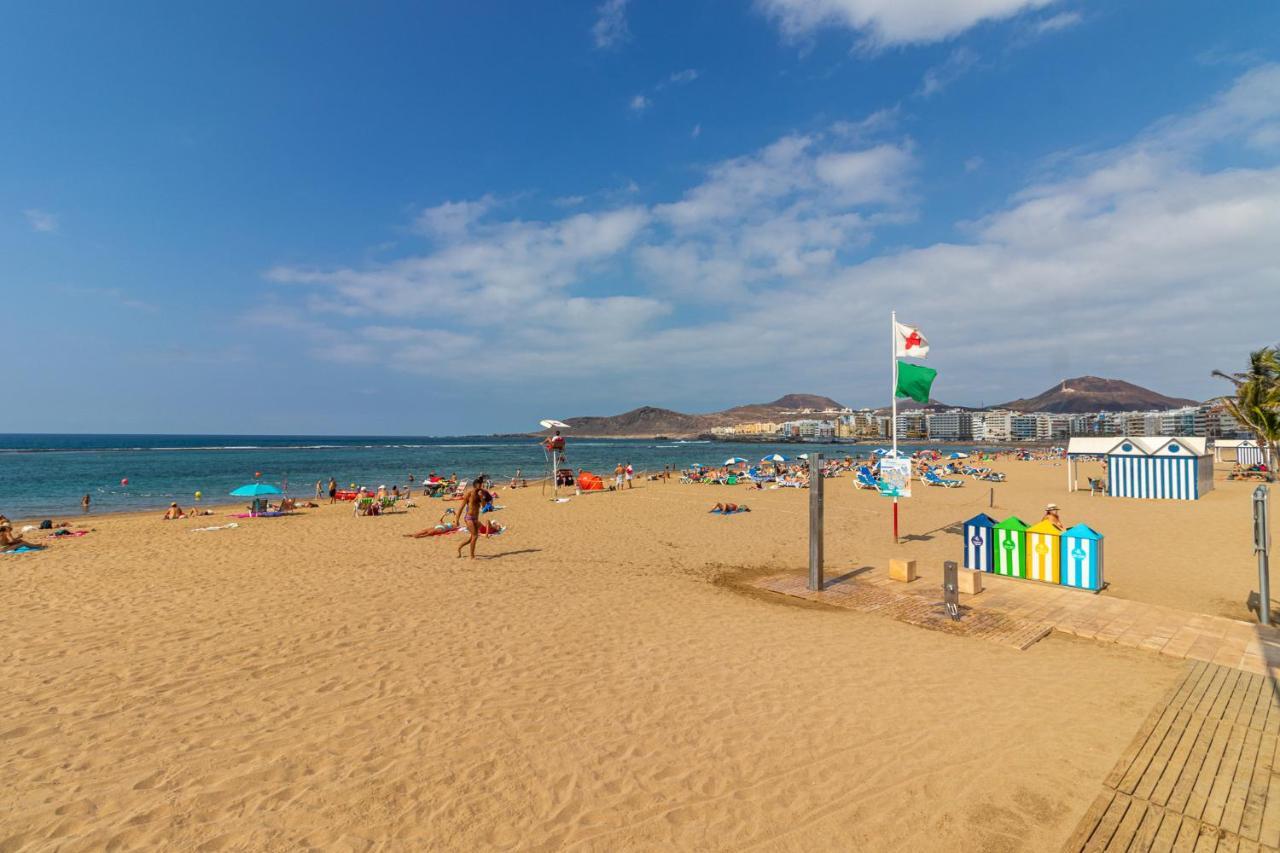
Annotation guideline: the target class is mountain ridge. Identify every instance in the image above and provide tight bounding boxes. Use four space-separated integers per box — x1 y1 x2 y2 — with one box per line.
995 376 1198 414
552 378 1197 437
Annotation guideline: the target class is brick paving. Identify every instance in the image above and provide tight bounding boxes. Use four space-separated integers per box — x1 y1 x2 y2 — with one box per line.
751 567 1280 676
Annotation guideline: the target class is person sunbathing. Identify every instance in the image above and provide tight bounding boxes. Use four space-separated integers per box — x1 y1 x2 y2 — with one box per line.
406 509 459 538
712 502 750 513
163 502 186 520
0 519 40 551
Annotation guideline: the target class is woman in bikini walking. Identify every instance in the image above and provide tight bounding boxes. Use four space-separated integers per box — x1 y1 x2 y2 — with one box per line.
456 475 490 560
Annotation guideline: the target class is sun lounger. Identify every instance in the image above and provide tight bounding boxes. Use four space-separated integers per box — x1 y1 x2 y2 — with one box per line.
924 470 963 488
855 467 881 490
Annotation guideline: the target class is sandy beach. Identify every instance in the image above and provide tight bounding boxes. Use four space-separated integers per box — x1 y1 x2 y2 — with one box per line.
2 457 1270 850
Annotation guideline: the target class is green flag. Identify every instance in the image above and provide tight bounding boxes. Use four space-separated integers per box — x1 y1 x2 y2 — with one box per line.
895 360 937 404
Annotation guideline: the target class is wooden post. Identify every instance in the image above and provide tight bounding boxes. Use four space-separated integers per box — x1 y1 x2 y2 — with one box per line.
808 453 824 591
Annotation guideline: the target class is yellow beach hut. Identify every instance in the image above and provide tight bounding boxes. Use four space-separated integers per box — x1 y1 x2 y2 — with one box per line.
1026 519 1062 584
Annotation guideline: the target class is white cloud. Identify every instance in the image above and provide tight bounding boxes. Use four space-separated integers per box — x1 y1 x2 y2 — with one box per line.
1033 10 1081 34
412 195 495 239
691 123 702 139
268 205 651 325
262 66 1280 406
592 0 630 49
918 47 978 97
629 93 651 113
830 106 900 141
964 155 984 172
666 69 700 86
23 209 58 233
757 0 1056 47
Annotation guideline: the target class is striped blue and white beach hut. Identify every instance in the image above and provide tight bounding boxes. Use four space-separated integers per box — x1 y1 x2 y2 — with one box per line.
1068 437 1213 501
1107 438 1212 500
963 513 996 572
1060 524 1104 591
1215 439 1269 468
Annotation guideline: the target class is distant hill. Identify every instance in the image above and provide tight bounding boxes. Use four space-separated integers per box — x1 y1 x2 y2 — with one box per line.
560 394 847 438
995 377 1198 413
551 378 1200 437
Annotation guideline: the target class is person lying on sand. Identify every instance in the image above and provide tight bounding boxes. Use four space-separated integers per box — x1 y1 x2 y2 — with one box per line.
711 503 750 513
406 509 458 538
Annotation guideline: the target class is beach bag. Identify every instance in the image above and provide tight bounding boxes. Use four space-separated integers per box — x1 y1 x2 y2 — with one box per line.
39 519 52 529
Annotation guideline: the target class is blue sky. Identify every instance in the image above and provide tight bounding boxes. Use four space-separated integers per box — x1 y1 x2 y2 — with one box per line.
2 1 1279 435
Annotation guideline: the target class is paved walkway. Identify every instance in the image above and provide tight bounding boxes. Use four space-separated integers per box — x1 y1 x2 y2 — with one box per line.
1066 660 1280 851
752 567 1280 676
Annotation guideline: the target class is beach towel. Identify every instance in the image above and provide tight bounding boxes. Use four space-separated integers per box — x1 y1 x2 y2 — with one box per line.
46 530 89 538
2 545 43 554
552 497 571 503
191 523 240 532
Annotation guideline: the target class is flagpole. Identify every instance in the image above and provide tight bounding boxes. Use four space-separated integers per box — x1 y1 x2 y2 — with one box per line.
891 309 898 459
891 310 899 543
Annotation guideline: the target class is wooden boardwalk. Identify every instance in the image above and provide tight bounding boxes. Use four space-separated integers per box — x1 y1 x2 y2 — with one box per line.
1066 661 1280 851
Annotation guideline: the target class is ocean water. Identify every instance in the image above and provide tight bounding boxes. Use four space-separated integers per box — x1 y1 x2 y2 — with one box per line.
0 434 968 519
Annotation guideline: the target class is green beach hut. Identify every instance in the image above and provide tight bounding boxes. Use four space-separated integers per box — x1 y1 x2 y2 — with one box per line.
993 516 1028 578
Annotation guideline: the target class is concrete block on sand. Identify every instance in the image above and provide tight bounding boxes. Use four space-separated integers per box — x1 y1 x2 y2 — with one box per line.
889 558 917 583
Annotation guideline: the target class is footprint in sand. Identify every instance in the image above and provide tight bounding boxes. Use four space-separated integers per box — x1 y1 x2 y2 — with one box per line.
132 770 165 790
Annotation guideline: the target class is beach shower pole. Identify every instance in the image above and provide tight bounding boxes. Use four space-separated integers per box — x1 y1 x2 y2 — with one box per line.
808 453 824 591
1255 485 1271 627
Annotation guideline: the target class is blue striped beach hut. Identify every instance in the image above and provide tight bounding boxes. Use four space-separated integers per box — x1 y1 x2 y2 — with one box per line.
1107 438 1212 500
1215 439 1269 468
963 513 996 572
1060 524 1104 591
1068 437 1213 501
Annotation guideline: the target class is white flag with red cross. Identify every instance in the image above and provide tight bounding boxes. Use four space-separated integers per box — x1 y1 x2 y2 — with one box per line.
894 322 929 358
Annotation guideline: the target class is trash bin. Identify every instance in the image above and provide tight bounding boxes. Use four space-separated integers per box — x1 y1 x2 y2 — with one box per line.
1026 520 1062 584
1060 524 1104 591
993 516 1028 578
963 513 996 572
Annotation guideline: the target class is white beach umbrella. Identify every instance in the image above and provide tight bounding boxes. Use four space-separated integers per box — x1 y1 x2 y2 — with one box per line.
724 456 747 465
539 419 570 429
797 453 809 460
761 454 787 463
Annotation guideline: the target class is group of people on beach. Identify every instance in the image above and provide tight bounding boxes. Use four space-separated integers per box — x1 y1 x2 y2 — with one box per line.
403 475 505 558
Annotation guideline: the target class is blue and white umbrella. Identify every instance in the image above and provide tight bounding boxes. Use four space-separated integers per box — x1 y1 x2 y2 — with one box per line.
724 457 748 465
761 454 787 463
949 451 969 459
872 448 889 456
